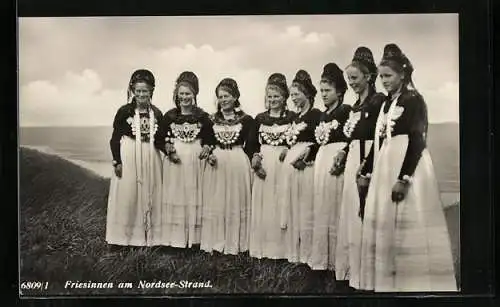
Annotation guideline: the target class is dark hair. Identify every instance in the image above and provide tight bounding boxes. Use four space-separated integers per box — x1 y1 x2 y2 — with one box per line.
215 78 243 115
265 73 289 110
291 69 317 103
346 61 377 93
347 46 378 91
379 43 416 91
128 69 155 101
320 63 348 103
173 71 199 109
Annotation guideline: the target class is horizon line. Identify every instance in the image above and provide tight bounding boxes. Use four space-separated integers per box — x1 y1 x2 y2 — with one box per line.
19 121 460 128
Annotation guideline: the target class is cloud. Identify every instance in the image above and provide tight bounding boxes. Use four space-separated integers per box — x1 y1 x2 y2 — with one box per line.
20 69 123 127
19 46 270 126
19 15 459 126
19 22 343 126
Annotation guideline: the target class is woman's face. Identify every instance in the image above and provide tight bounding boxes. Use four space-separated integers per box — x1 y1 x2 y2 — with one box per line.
379 65 404 94
346 65 370 94
319 81 339 108
217 89 236 112
290 86 308 110
177 85 195 107
132 82 152 105
266 87 286 111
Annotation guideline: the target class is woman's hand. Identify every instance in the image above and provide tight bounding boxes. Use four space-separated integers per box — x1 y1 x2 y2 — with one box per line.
330 150 347 176
114 164 123 178
391 179 410 203
255 167 267 180
199 145 212 160
251 153 262 170
334 150 347 166
292 159 307 170
165 143 176 155
291 147 310 170
207 153 217 167
330 162 345 176
356 174 370 201
169 152 181 164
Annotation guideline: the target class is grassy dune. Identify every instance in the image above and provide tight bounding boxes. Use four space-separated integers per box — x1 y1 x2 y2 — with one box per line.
19 147 460 296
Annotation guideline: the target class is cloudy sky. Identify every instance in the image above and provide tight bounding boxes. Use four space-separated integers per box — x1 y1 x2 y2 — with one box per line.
19 14 458 127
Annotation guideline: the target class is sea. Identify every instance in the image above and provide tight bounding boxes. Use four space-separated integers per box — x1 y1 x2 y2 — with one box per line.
19 123 460 207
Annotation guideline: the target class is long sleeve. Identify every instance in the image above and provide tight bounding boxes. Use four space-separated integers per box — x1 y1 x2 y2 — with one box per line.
152 107 166 154
109 107 126 164
303 108 322 162
360 142 375 176
243 116 258 160
397 95 428 180
337 104 353 155
253 118 262 154
155 112 172 156
345 93 386 158
200 113 216 147
305 143 320 163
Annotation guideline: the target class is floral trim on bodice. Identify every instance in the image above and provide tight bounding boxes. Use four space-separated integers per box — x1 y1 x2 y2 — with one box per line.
343 111 362 138
213 123 243 146
259 123 290 146
285 121 308 146
127 113 158 142
170 122 202 143
376 105 405 139
315 120 339 145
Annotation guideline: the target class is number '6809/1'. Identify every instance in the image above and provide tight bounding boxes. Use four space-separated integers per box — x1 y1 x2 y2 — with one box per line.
20 281 48 290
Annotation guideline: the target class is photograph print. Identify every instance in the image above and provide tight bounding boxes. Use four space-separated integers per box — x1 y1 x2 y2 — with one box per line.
18 14 460 296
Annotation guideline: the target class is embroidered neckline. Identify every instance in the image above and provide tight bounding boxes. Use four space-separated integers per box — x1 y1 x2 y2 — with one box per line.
128 108 158 142
376 98 405 140
169 107 206 121
259 123 290 146
259 110 292 125
211 111 246 125
170 122 202 143
213 122 243 146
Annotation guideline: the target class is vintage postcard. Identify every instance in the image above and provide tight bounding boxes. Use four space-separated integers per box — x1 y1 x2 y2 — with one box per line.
18 14 460 297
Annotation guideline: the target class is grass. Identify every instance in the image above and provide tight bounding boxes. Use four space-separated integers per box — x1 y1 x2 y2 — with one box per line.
19 147 460 296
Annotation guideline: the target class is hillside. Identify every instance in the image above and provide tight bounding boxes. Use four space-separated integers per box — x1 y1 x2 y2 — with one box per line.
19 147 460 295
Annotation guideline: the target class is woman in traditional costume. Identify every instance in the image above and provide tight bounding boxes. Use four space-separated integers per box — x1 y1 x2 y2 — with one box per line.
200 78 257 255
158 71 213 248
308 63 351 275
279 70 322 264
249 73 295 260
334 47 386 290
106 69 164 247
358 43 457 292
